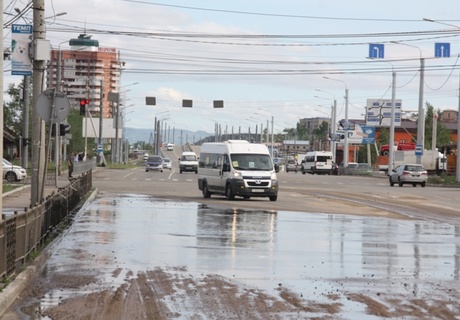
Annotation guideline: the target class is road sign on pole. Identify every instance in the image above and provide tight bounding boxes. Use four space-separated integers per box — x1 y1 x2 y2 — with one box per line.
369 44 385 59
434 43 450 58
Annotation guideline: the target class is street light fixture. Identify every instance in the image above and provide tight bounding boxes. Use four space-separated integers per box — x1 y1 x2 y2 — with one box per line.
323 77 349 167
423 18 460 181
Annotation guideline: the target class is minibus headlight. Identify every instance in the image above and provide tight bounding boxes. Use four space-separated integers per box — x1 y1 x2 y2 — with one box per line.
271 172 277 179
232 170 242 178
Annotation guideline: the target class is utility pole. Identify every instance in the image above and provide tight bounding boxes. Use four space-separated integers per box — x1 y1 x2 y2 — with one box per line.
0 0 4 217
32 0 47 205
22 75 30 169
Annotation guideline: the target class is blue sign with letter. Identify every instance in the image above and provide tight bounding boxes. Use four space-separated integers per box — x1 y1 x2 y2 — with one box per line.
435 43 450 58
369 44 384 59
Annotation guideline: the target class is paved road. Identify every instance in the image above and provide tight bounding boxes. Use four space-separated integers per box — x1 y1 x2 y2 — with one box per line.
3 162 460 319
92 161 460 225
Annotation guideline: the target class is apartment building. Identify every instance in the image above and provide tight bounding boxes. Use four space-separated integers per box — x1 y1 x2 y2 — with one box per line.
47 34 122 118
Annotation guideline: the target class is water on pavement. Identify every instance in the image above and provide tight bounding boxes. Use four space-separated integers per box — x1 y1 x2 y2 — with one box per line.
27 194 460 318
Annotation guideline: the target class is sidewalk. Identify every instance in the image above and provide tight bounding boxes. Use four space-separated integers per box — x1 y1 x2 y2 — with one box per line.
2 183 64 217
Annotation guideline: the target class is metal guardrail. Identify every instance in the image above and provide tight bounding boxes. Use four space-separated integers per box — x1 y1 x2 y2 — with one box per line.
0 172 93 281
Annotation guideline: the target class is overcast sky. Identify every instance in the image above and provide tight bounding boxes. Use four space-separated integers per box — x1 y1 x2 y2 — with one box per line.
3 1 460 136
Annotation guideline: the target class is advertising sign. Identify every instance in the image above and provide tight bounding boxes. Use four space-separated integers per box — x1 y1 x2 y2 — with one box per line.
337 124 375 145
11 24 33 75
366 99 402 127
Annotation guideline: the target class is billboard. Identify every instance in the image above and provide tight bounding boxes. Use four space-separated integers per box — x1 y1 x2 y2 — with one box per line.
336 124 375 145
11 24 33 76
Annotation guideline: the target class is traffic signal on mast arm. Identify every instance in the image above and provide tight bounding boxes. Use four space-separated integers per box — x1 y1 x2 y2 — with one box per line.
80 99 90 115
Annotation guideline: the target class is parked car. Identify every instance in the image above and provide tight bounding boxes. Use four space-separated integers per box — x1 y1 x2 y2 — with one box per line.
143 153 149 161
162 157 172 170
337 162 358 175
145 155 163 172
389 164 427 187
285 159 298 173
3 158 27 182
352 163 373 176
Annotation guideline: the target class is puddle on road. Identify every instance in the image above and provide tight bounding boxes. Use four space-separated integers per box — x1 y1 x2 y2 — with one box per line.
25 194 460 319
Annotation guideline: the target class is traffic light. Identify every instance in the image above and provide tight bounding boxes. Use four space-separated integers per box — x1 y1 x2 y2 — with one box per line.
59 123 71 136
80 99 90 115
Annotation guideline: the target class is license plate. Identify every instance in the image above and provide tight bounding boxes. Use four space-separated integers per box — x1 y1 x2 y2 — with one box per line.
252 189 264 193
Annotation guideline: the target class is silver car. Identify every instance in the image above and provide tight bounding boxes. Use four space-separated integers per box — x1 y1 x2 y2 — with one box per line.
389 164 427 187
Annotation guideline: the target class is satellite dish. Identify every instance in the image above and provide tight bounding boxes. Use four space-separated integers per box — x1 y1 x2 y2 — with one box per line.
35 89 71 123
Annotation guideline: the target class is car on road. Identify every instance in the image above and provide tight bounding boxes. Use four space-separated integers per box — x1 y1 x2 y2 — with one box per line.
3 158 27 182
143 153 149 161
145 155 163 172
389 164 427 187
166 143 174 151
179 151 198 174
162 157 172 170
337 162 358 175
285 159 298 173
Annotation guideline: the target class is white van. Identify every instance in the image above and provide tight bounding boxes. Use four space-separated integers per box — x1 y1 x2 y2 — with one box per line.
198 140 278 201
300 151 333 175
179 151 199 173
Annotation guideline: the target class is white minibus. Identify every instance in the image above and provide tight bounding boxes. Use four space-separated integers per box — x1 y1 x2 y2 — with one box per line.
198 140 278 201
300 151 333 175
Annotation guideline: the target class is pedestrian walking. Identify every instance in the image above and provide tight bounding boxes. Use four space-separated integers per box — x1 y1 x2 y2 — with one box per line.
68 152 74 178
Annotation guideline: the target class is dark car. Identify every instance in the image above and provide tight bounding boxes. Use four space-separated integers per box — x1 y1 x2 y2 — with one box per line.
146 155 163 172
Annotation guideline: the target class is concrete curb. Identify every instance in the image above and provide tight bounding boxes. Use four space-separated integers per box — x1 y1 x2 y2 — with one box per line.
2 184 30 197
0 187 99 318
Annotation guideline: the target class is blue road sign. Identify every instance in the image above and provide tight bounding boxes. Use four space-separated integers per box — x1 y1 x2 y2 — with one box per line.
415 144 423 156
369 44 384 59
435 43 450 58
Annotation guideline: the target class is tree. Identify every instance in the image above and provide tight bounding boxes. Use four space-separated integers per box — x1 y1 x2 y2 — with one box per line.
424 102 452 150
3 78 32 135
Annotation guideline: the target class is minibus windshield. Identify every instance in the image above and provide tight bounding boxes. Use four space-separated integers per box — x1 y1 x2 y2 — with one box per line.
230 154 273 171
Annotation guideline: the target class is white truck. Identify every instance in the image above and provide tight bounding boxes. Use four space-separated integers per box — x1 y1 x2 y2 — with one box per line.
379 150 446 174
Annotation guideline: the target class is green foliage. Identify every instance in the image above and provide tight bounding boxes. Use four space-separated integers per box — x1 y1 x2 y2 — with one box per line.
3 78 33 135
66 108 87 157
424 102 453 149
377 127 389 146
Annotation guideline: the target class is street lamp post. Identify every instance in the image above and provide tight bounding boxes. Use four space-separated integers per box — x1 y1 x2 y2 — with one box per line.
115 82 138 163
315 106 332 151
256 110 275 158
315 89 337 163
423 18 460 180
391 41 425 165
323 77 349 167
154 111 170 154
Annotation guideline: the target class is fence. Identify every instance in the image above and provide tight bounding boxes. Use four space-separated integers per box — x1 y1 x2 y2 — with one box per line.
0 171 93 281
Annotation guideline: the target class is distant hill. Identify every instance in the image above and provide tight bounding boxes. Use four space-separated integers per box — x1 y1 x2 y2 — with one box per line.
124 127 213 145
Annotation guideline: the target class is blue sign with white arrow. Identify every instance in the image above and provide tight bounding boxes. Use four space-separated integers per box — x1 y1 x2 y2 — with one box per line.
369 44 384 59
435 43 450 58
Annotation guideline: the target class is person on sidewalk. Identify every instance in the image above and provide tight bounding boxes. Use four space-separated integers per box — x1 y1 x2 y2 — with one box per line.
68 152 74 178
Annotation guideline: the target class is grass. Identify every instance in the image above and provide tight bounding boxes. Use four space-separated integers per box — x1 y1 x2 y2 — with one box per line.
2 184 22 193
428 175 460 186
